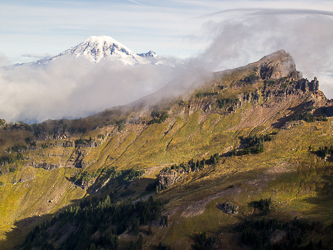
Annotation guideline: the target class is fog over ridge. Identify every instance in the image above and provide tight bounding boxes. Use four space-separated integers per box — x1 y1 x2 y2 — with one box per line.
196 8 333 95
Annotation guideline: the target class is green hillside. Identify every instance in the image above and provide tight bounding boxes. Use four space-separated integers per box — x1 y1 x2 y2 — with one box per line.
1 50 333 249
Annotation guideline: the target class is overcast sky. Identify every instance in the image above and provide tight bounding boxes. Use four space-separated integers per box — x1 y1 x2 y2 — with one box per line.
0 0 333 123
1 0 332 63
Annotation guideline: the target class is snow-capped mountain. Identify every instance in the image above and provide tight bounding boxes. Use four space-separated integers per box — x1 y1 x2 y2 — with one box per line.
27 36 166 66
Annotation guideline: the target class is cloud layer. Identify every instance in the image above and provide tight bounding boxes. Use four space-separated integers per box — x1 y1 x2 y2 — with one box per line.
0 57 186 123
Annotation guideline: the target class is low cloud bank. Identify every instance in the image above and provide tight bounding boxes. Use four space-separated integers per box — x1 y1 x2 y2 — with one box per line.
0 57 187 123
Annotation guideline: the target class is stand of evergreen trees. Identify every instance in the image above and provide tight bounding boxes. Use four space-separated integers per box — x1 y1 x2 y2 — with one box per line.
0 156 14 166
235 216 324 250
154 153 221 192
127 234 143 250
149 112 169 124
231 134 274 156
20 194 163 250
156 242 172 250
161 153 220 174
146 180 159 192
193 231 217 250
196 92 218 98
293 112 327 123
6 144 27 153
0 151 27 167
311 145 333 158
248 198 272 215
217 98 239 109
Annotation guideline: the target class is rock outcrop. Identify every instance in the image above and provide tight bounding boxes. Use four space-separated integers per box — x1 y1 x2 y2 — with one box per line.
261 77 320 104
159 169 184 189
238 90 260 106
63 141 74 148
12 175 35 185
75 139 101 148
53 126 69 140
66 149 87 168
281 120 305 130
30 162 62 170
216 201 239 214
258 50 302 80
270 229 287 244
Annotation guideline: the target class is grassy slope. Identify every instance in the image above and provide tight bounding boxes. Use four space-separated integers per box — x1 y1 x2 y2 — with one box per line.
1 61 332 249
151 119 333 249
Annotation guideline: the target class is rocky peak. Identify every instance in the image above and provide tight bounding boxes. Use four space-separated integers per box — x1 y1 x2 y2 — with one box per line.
63 35 145 64
138 51 158 58
258 50 302 80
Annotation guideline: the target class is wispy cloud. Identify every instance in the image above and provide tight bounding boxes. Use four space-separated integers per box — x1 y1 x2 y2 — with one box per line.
127 0 144 5
199 8 333 19
22 53 53 59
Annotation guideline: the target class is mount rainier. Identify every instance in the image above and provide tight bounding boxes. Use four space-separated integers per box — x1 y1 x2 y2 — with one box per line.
19 36 174 66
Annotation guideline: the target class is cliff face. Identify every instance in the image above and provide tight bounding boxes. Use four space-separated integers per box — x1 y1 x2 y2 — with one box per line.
159 169 184 189
176 50 329 133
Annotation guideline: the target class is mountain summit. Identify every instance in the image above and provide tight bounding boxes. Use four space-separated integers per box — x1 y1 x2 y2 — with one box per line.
60 36 149 64
28 36 164 66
